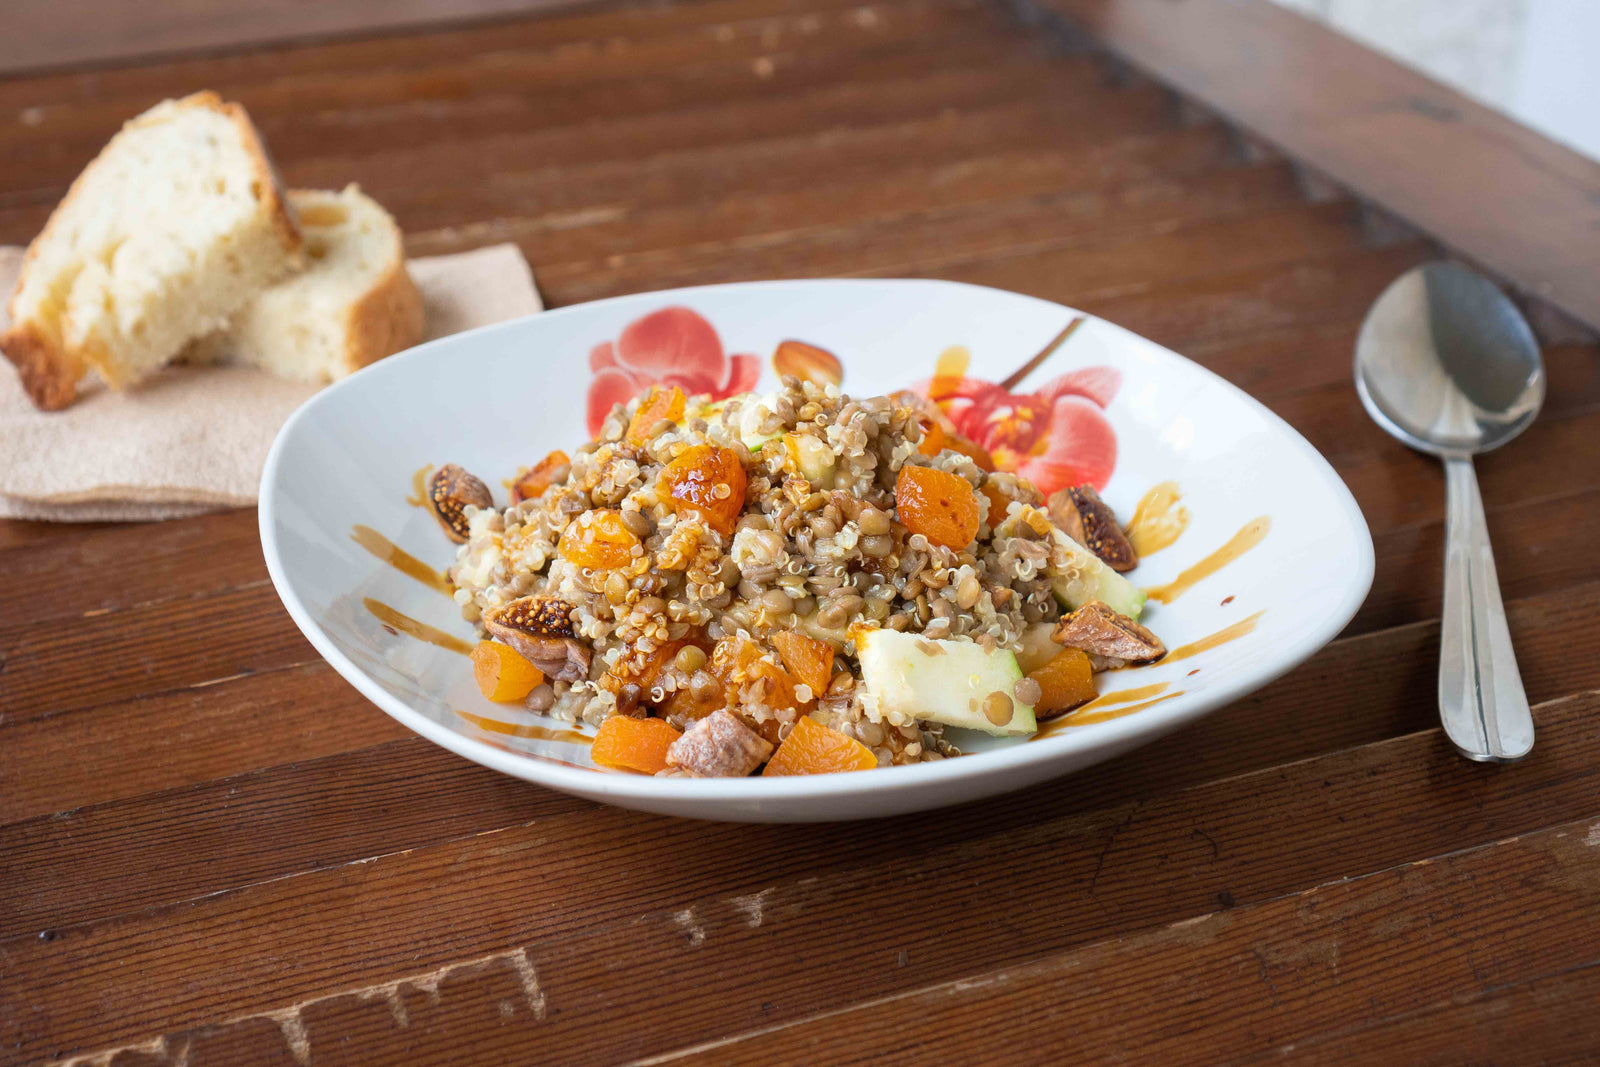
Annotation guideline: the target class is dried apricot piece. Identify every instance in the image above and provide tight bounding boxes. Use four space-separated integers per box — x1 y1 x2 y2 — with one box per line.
511 450 570 503
472 641 545 702
601 636 708 711
945 432 996 472
978 481 1012 527
626 385 687 446
659 444 747 537
711 635 801 712
771 630 833 697
558 509 641 569
762 716 877 775
1028 647 1096 719
591 716 683 774
895 465 981 550
916 416 947 456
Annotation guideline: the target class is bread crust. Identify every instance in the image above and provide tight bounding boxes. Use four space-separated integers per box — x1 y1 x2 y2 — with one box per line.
0 90 301 410
340 251 425 377
0 320 83 411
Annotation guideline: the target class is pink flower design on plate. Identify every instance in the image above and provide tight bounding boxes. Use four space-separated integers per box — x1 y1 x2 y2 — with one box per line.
917 332 1121 496
586 307 761 436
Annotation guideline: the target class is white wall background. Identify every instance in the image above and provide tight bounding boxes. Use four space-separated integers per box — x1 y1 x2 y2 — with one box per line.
1269 0 1600 163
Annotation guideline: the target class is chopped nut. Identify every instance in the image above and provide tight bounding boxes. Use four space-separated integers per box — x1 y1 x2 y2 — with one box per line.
429 464 493 543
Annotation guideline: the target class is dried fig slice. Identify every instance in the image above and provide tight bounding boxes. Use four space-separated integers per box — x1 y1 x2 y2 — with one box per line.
1048 484 1137 572
484 596 591 682
429 464 493 543
488 595 576 639
1051 600 1166 664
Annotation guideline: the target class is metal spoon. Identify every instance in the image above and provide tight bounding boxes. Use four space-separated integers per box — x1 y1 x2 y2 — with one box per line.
1354 261 1543 762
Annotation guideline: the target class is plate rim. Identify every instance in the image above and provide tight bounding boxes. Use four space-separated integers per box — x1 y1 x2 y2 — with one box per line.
259 277 1374 806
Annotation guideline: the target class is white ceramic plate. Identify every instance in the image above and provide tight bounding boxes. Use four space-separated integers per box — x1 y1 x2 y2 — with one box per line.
261 279 1371 822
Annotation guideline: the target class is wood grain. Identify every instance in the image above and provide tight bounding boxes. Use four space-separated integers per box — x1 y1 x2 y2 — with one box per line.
4 0 1600 1061
9 691 1598 1063
1023 0 1600 332
645 808 1600 1064
0 0 590 76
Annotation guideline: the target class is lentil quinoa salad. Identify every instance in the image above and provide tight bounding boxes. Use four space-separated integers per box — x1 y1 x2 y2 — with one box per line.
431 377 1166 778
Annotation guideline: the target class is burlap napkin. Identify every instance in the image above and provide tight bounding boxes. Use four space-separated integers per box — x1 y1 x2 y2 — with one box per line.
0 244 541 521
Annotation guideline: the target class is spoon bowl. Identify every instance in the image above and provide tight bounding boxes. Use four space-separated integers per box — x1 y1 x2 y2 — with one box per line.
1356 261 1545 457
1354 261 1543 762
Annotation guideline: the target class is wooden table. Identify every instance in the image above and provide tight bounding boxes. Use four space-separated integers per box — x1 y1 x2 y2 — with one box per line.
5 0 1600 1062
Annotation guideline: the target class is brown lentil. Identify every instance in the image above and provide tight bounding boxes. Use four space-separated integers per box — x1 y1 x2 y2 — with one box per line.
1013 677 1043 707
858 507 892 536
983 691 1014 726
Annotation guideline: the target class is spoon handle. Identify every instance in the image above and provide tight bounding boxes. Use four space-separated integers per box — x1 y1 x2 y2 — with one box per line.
1439 455 1534 761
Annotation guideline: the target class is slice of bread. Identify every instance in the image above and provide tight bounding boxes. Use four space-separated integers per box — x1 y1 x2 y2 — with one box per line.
1 91 301 410
188 185 423 382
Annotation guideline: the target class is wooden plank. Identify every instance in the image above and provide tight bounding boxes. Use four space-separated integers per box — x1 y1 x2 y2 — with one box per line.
0 0 910 90
381 89 1192 244
0 82 1169 248
7 690 1597 1064
0 663 406 825
0 0 1009 190
0 582 313 724
0 0 590 76
952 235 1434 346
0 59 1147 247
0 518 120 550
9 575 1600 933
0 738 583 940
0 509 267 627
1023 0 1600 331
1241 964 1600 1065
640 811 1600 1065
536 195 1370 307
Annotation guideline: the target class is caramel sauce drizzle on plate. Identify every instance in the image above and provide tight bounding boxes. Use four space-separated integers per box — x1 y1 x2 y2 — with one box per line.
363 597 473 656
1162 611 1264 664
351 525 454 596
405 464 434 507
1143 516 1270 604
455 709 591 745
1033 610 1264 737
1126 481 1190 557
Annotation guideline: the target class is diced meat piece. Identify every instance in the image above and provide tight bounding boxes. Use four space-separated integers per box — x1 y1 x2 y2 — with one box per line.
1048 484 1137 572
666 709 775 777
1052 600 1166 665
